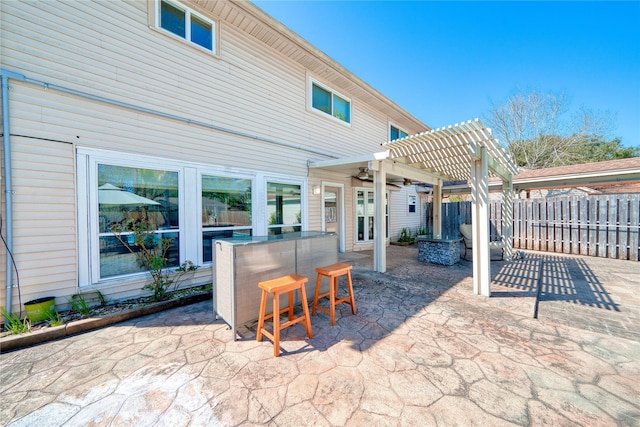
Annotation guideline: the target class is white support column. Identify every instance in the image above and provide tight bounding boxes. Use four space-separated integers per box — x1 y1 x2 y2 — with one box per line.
374 161 387 273
502 178 514 260
433 180 442 237
471 146 491 296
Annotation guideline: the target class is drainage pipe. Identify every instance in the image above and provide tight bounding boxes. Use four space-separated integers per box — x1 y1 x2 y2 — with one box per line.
2 70 26 316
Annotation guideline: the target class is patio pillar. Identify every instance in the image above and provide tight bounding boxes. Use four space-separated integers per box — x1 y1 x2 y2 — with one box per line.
471 146 491 296
374 161 387 273
433 180 442 236
502 178 514 260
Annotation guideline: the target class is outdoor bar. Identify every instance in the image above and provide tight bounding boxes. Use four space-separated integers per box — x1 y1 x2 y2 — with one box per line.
212 231 338 339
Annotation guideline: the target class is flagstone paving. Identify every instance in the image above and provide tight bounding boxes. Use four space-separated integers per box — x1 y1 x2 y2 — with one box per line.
1 247 639 426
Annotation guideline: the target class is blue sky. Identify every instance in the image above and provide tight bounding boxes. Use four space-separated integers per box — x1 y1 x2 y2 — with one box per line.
253 1 640 148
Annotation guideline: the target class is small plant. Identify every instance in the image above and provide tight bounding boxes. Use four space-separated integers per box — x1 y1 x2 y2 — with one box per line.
398 227 414 243
96 290 108 307
111 219 199 301
69 294 92 318
1 306 31 335
44 308 64 327
416 226 427 236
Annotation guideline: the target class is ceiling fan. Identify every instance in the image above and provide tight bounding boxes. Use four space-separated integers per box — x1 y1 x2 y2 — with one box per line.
356 167 370 179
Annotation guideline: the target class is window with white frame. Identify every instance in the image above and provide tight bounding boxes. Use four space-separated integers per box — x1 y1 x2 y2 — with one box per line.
311 81 351 124
355 189 388 242
390 124 408 141
157 0 215 52
97 164 180 279
79 150 309 286
202 175 252 262
267 182 302 235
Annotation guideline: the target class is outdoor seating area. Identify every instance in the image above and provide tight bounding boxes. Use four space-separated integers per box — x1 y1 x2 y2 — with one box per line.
459 223 506 260
2 245 638 426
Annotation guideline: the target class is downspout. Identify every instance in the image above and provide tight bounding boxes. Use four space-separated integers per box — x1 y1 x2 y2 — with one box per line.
1 69 25 316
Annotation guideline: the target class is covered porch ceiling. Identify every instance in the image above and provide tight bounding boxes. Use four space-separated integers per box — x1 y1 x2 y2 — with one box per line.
309 119 519 184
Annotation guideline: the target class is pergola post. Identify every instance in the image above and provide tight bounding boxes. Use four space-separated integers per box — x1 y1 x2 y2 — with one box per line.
471 146 491 296
374 161 387 273
433 180 442 236
502 178 514 260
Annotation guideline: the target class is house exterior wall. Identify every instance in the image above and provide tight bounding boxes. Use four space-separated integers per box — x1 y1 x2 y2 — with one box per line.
390 186 423 241
0 0 428 313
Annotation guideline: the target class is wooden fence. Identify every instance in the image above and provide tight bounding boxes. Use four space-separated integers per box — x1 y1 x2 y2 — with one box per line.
424 194 640 261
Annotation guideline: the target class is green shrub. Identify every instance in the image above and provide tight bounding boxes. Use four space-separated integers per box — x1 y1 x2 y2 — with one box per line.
111 219 199 301
1 306 31 335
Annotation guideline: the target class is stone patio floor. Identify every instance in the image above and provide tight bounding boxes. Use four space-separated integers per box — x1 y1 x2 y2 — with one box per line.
1 246 639 426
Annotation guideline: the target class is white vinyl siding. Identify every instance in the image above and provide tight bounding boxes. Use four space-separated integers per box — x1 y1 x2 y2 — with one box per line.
0 0 424 307
390 186 423 241
2 136 77 312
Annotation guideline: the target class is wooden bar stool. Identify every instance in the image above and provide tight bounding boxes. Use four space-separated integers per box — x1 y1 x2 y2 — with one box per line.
312 262 356 326
256 274 313 357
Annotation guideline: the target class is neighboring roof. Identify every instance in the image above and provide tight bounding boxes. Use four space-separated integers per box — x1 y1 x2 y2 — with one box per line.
515 157 640 180
195 0 430 134
384 119 518 181
442 157 640 194
511 157 640 190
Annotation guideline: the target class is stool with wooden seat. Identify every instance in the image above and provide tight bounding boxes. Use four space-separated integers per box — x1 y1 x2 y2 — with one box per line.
256 274 313 357
312 262 356 326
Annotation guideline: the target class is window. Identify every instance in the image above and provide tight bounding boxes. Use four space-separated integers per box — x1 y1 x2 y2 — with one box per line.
98 164 180 279
202 175 252 262
158 0 215 52
390 125 408 141
267 182 301 235
356 189 388 242
311 81 351 123
79 149 307 286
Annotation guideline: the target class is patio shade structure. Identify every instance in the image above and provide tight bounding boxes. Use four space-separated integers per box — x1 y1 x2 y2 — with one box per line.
310 119 519 297
98 183 160 206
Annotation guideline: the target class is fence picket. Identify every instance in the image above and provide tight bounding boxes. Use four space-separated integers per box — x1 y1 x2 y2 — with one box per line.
629 195 639 261
424 193 638 261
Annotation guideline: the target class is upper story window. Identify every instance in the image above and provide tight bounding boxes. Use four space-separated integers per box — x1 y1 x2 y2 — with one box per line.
311 81 351 124
157 0 215 52
390 125 408 141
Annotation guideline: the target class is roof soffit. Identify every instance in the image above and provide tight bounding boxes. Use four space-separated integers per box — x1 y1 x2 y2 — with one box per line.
191 0 428 132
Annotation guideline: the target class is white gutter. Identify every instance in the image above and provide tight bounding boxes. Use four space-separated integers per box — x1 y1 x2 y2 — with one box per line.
1 69 26 317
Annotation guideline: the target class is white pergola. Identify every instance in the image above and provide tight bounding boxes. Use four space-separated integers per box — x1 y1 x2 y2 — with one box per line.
310 119 519 297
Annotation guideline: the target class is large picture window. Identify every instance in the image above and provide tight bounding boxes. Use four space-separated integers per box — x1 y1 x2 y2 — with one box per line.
98 164 179 279
78 149 306 286
202 175 252 261
158 0 215 52
311 81 351 124
267 182 301 235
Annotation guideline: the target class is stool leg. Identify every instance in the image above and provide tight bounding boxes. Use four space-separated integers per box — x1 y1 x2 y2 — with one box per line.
299 285 313 339
329 275 336 326
346 270 357 314
312 272 322 316
257 289 267 342
273 291 281 357
287 290 294 321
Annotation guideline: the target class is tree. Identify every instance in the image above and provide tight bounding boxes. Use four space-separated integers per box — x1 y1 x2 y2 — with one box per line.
485 90 637 169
